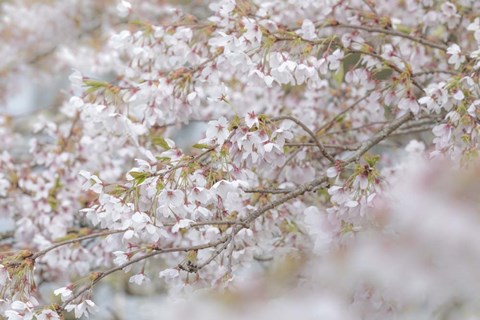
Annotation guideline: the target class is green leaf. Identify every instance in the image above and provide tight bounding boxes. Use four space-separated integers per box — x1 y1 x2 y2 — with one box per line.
156 156 171 162
333 62 345 84
373 67 393 80
129 171 149 185
192 143 211 149
396 25 412 34
364 154 380 167
152 137 171 150
48 195 58 211
156 180 165 192
83 79 109 88
334 114 346 123
343 52 361 71
229 115 241 130
104 184 127 197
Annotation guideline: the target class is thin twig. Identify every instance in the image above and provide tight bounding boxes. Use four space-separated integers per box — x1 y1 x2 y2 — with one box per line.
390 124 434 136
274 147 303 181
242 188 294 194
271 115 336 163
0 231 14 241
317 96 368 134
196 236 233 270
328 22 448 51
61 240 224 308
285 142 359 151
413 69 458 77
349 49 424 92
362 0 379 15
32 229 127 260
349 112 414 162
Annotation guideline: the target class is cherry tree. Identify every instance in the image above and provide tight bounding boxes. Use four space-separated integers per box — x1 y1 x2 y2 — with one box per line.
1 0 480 319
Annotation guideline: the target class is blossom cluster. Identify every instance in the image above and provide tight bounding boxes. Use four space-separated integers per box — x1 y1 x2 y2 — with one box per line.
1 0 480 319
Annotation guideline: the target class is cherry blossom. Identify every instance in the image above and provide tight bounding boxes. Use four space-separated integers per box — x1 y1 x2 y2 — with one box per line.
65 300 96 319
129 273 149 286
203 117 230 146
297 19 317 41
36 310 60 320
446 44 466 69
327 49 344 71
398 94 420 114
468 17 480 42
1 0 480 319
53 286 73 302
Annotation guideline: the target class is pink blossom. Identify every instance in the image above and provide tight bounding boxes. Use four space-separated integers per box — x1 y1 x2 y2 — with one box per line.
398 94 420 114
297 19 317 41
446 44 465 69
245 111 259 128
65 300 96 319
129 273 150 285
205 117 230 145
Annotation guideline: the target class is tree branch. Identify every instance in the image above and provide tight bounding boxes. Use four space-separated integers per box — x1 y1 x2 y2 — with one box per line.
328 22 448 51
271 115 336 163
32 229 127 261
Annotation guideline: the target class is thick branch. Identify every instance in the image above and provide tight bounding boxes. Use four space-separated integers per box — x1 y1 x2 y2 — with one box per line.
347 112 414 163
